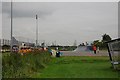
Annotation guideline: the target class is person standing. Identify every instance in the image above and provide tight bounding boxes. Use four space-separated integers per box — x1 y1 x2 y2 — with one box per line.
56 47 60 57
93 45 97 54
97 47 100 53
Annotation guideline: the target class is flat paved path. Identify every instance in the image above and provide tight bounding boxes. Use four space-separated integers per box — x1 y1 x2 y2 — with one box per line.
61 50 109 56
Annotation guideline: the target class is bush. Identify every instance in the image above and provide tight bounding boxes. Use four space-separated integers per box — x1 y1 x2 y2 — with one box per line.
2 50 51 78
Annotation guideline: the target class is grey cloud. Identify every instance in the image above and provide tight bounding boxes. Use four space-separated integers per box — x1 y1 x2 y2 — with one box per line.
2 2 55 18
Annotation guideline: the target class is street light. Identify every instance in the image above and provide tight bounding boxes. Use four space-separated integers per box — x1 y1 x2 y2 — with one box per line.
36 14 38 48
10 0 13 53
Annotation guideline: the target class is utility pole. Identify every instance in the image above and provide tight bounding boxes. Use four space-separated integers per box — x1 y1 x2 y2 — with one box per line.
10 0 13 53
36 14 38 48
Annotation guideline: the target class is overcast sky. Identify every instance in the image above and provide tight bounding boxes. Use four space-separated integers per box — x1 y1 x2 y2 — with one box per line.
1 2 118 46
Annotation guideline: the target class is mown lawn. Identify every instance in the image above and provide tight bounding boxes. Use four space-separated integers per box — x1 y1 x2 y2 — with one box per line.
32 56 119 78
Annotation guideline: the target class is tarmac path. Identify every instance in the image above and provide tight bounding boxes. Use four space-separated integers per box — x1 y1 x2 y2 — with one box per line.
60 50 109 56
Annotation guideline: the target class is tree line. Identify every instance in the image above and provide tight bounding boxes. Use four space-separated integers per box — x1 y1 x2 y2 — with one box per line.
92 34 112 50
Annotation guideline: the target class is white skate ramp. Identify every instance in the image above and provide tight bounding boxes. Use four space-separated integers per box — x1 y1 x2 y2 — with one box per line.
74 46 93 52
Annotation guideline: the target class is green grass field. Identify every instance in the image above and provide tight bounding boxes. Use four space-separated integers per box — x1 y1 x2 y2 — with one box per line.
2 52 120 78
32 56 119 78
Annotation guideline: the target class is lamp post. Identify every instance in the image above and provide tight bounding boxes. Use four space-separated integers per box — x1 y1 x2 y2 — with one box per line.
36 14 38 48
10 0 13 53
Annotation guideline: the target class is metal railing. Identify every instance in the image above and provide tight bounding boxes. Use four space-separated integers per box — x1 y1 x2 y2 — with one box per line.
106 38 120 70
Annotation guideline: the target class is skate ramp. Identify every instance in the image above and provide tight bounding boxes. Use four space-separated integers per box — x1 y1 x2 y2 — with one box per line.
74 46 93 52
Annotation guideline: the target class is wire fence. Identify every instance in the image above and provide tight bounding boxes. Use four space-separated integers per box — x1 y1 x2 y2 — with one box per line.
0 36 49 48
107 38 120 70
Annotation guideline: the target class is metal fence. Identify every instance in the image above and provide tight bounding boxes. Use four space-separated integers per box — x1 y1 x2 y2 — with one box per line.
0 37 36 47
0 39 11 46
0 36 47 48
106 38 120 70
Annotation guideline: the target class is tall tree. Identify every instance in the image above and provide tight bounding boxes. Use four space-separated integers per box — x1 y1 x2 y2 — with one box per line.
102 34 112 42
93 40 99 45
93 40 102 47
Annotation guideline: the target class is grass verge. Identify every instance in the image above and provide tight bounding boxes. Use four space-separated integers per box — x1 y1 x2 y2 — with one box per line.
32 56 119 78
2 51 51 78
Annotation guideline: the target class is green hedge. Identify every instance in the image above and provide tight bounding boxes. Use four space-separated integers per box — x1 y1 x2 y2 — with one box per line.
2 50 51 78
